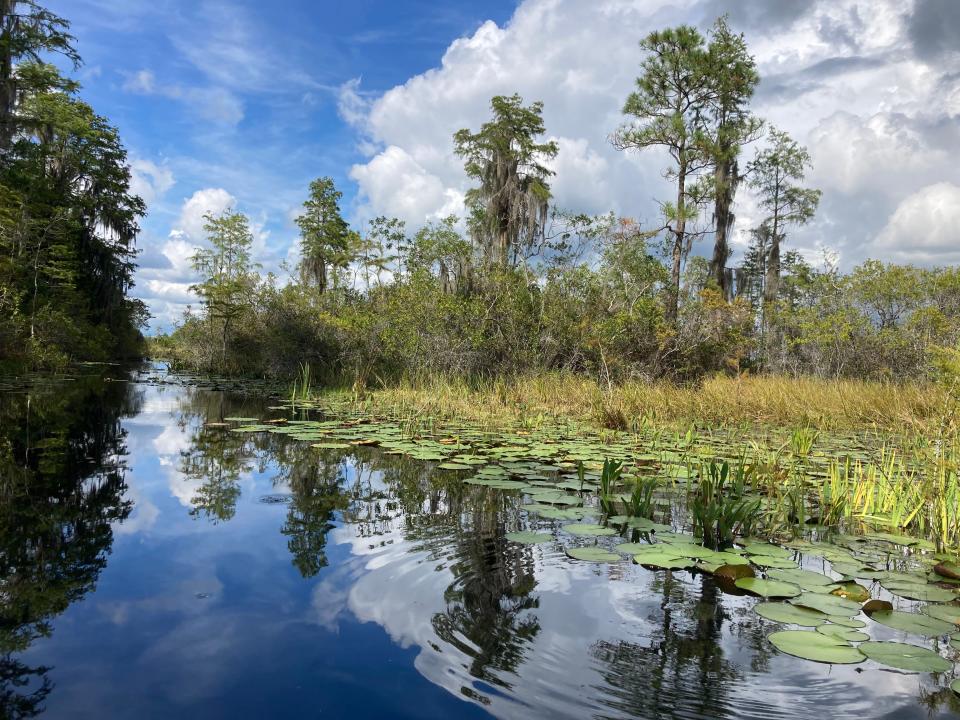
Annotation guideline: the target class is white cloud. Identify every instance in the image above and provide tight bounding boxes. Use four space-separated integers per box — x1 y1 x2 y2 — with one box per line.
176 188 237 241
129 158 175 208
874 182 960 263
346 0 960 269
121 68 244 127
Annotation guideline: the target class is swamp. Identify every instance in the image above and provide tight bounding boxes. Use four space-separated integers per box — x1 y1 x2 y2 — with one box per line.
3 0 960 717
3 364 960 718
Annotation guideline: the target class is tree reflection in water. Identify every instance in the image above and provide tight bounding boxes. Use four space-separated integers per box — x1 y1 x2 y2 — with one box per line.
0 373 140 718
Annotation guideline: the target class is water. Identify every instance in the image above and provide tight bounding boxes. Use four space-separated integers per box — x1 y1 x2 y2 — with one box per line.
0 366 957 719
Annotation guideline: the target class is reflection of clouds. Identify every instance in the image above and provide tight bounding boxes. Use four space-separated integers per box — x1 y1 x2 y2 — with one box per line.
114 481 160 535
327 518 939 719
153 423 189 456
100 575 224 626
309 568 352 631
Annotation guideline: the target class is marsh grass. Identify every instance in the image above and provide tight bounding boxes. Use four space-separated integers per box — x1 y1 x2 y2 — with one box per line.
320 373 952 434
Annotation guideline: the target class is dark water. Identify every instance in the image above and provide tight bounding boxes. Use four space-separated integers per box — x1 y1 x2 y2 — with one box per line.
0 366 957 720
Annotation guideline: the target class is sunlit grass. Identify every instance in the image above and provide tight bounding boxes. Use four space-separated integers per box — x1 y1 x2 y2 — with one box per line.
321 372 953 433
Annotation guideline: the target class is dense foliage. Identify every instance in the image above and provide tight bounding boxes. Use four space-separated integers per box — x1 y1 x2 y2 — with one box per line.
148 17 959 387
0 1 146 371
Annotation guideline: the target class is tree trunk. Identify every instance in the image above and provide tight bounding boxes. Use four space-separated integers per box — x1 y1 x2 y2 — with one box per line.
709 158 735 299
0 0 16 154
666 166 686 326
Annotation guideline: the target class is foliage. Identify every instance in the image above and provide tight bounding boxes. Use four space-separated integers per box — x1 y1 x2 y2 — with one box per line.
689 459 760 548
0 1 145 371
454 94 558 267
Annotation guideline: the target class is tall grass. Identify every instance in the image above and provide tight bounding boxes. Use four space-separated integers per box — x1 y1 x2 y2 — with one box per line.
319 372 951 433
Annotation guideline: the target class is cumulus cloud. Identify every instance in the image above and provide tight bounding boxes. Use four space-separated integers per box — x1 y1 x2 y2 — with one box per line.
874 182 960 263
129 158 175 209
345 0 960 267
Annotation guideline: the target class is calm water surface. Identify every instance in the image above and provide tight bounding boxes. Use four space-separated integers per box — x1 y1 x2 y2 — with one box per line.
1 366 957 719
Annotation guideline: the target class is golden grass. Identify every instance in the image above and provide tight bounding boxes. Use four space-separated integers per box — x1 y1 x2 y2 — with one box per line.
325 373 953 433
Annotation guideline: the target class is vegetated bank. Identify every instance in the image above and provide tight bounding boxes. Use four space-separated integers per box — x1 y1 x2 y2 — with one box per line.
154 19 960 432
0 3 148 372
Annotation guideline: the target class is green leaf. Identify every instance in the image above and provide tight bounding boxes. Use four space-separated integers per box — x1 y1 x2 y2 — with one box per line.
790 591 861 617
858 641 951 672
505 531 552 544
816 624 869 642
767 630 864 664
563 523 617 537
922 604 960 625
868 610 954 638
734 578 801 598
755 602 827 627
566 546 622 563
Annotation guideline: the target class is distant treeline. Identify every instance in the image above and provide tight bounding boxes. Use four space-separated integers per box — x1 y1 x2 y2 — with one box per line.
157 18 960 385
0 1 146 371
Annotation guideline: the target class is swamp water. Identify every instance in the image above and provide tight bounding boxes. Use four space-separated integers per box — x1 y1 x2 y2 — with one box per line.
1 365 959 719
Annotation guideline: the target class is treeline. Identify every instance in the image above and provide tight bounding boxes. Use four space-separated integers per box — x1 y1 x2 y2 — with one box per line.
158 19 960 385
0 1 146 371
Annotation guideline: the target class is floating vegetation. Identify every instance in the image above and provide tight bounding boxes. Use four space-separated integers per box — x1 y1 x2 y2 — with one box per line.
220 395 960 682
858 642 952 672
767 630 864 664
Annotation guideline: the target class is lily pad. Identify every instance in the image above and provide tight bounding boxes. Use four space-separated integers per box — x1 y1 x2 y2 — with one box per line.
755 602 827 626
858 641 951 672
921 604 960 625
868 610 954 638
791 592 861 617
734 578 801 598
563 523 617 537
816 624 869 642
566 546 622 563
767 630 864 664
768 568 836 592
830 582 870 603
505 531 552 544
882 581 956 603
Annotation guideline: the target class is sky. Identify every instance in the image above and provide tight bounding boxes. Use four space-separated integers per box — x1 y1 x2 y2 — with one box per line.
47 0 960 332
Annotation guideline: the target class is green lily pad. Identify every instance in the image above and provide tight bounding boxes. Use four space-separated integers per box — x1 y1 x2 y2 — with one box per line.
735 578 801 598
505 531 552 544
868 610 954 638
952 678 960 696
830 582 870 603
825 616 867 628
858 641 951 672
922 604 960 625
566 546 622 563
755 602 827 626
633 548 692 570
768 568 836 592
791 592 862 617
563 523 617 537
767 630 864 664
748 555 800 569
882 581 956 603
615 542 653 554
816 624 869 642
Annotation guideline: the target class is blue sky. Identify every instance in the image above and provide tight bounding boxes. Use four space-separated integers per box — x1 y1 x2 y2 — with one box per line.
47 0 960 332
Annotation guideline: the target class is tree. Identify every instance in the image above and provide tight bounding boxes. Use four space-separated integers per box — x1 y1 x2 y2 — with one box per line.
454 94 558 268
190 210 256 364
296 177 352 294
0 0 79 153
613 26 714 325
747 128 821 322
703 16 762 297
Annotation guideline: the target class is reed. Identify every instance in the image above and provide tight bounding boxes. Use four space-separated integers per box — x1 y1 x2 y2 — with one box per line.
319 372 952 433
